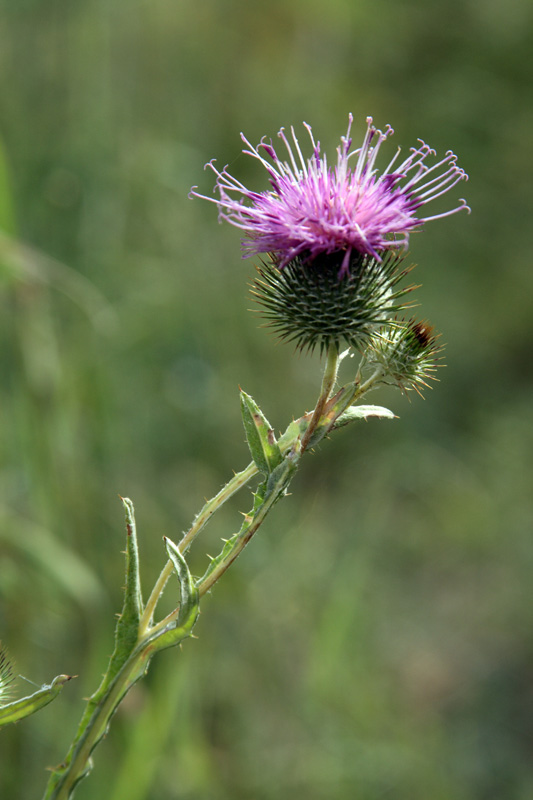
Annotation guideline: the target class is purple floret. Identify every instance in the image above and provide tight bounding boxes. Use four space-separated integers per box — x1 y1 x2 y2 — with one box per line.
191 115 469 275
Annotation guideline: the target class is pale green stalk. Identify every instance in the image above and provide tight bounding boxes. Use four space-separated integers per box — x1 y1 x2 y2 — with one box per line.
45 649 153 800
145 346 342 633
139 460 257 635
351 366 384 403
196 443 300 597
42 350 386 800
300 343 340 452
146 356 384 637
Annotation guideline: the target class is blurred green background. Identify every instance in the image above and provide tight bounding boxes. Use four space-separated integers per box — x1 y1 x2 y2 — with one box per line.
1 1 532 798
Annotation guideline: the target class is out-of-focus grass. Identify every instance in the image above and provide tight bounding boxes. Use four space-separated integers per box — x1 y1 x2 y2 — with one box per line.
0 1 532 798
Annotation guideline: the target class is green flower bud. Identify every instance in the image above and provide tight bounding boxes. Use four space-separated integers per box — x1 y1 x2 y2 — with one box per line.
252 250 413 354
366 318 443 395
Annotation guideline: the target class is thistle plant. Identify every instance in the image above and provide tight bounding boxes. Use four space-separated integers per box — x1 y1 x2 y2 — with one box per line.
2 115 469 799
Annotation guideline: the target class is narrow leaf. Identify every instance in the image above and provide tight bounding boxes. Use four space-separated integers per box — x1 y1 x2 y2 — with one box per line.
278 415 309 451
164 538 199 631
240 390 283 475
334 404 396 428
151 539 200 651
0 675 73 728
265 448 298 496
104 498 144 686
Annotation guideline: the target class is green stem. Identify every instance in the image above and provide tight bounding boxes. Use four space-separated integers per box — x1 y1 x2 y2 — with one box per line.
195 347 344 601
139 461 258 634
44 646 153 800
42 348 387 800
300 343 339 452
147 347 340 626
196 448 300 598
351 366 384 403
144 350 378 633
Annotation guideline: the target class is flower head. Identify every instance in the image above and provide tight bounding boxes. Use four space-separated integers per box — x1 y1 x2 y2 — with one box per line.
366 318 444 395
191 115 469 275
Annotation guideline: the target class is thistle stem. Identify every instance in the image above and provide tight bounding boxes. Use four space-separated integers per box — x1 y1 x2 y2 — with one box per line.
139 460 258 634
194 348 341 600
300 343 340 452
43 348 388 800
196 447 300 598
44 646 153 800
352 366 384 402
141 356 381 634
195 507 268 598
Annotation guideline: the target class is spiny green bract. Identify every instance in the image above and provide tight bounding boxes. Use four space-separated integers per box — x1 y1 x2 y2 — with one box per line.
252 250 413 355
0 642 14 704
368 318 443 395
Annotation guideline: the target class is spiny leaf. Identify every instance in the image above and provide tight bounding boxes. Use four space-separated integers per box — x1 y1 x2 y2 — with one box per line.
240 389 283 474
164 538 199 631
278 416 309 451
97 498 144 695
150 539 200 651
334 404 396 428
0 675 73 728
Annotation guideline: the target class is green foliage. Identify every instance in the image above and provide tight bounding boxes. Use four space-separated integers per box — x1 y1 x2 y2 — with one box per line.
154 537 199 650
197 446 300 596
240 390 283 475
0 674 73 729
334 404 396 428
106 498 144 684
43 501 202 799
0 0 531 798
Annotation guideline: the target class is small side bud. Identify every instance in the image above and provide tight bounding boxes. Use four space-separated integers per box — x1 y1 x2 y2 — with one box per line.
367 319 444 395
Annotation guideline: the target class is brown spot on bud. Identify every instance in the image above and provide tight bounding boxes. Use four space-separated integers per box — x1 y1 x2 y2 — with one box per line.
411 321 435 349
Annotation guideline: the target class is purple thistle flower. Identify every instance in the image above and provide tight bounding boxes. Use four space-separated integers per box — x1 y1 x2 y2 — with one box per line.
191 115 470 275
